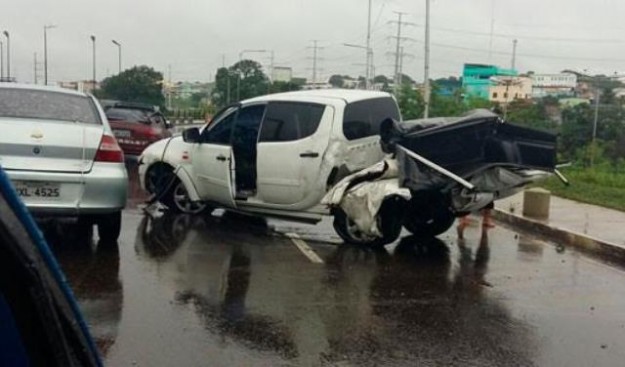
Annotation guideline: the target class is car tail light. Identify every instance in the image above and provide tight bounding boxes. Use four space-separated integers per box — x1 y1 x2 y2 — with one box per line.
95 134 125 162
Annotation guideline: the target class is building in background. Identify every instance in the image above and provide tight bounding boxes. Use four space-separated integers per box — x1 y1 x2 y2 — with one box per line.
58 80 98 94
489 76 533 103
272 67 293 82
531 73 576 98
462 64 517 100
171 82 213 99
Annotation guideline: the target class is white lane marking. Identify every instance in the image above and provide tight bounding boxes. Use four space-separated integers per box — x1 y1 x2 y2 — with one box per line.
286 233 324 264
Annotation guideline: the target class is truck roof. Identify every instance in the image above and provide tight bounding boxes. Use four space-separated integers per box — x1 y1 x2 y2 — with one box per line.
244 89 393 104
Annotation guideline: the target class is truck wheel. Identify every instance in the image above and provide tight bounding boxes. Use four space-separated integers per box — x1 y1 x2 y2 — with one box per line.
96 211 122 244
161 180 209 214
146 165 209 215
403 198 455 238
332 196 405 248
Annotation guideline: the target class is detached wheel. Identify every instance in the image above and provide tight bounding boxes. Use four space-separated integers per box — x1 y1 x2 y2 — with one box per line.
332 196 405 248
96 211 122 244
403 194 455 237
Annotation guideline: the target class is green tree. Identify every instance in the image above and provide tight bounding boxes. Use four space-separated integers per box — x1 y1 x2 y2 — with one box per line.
329 74 345 88
396 84 425 120
97 65 165 107
211 60 269 107
505 99 556 131
269 81 302 93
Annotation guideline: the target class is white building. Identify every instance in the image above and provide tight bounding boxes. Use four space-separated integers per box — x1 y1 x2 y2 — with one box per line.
272 67 293 82
531 73 577 98
489 76 533 103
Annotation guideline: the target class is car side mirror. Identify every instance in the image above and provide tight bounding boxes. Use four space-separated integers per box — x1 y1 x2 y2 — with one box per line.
182 127 201 143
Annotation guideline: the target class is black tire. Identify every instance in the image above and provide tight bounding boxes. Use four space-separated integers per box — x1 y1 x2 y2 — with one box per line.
161 180 210 214
146 164 209 214
403 194 455 238
332 196 405 248
96 211 122 244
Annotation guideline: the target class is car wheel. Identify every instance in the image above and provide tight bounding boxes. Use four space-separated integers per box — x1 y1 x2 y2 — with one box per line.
403 194 455 237
332 196 404 248
94 211 122 246
164 180 209 215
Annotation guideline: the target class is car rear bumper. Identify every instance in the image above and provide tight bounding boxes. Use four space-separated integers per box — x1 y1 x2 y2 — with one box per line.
5 162 128 217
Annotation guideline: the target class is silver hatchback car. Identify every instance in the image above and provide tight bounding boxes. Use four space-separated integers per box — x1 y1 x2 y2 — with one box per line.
0 83 128 242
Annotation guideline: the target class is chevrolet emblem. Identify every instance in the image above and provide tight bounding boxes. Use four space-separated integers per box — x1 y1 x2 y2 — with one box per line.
30 130 44 140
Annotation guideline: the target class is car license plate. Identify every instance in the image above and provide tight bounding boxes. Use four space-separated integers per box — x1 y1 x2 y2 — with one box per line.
13 181 61 198
113 129 132 138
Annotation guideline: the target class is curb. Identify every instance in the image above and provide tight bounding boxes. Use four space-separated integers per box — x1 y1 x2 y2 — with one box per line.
493 209 625 263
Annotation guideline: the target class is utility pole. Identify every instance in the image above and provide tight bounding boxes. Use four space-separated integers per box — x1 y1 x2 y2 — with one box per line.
488 0 495 62
167 64 172 110
365 0 372 89
270 50 275 82
388 12 415 94
0 40 4 79
3 31 10 80
308 40 322 85
44 25 56 85
393 12 403 92
33 53 38 84
591 88 600 167
112 40 122 73
511 39 518 70
399 47 405 85
90 35 96 89
423 0 432 118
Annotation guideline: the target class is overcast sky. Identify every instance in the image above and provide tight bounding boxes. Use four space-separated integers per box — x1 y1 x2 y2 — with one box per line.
2 0 624 85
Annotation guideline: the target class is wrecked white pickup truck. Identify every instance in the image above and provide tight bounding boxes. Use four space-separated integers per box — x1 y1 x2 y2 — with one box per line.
323 109 562 247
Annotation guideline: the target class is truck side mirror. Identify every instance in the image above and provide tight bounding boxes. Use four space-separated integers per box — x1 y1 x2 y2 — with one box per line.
182 127 201 143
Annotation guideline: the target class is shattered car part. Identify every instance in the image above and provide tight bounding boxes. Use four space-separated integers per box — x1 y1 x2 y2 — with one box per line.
322 159 410 238
325 109 559 243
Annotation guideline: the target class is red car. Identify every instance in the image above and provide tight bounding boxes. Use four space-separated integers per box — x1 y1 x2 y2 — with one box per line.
105 102 173 157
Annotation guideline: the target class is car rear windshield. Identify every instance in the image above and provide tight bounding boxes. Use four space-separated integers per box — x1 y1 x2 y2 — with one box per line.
105 107 152 123
343 97 400 140
0 88 101 124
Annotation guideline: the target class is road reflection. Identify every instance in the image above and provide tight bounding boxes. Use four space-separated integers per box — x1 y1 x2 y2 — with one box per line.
135 212 298 359
131 212 536 365
45 228 122 357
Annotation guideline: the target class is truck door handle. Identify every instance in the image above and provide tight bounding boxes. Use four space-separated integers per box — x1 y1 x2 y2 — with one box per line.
216 155 227 161
300 151 319 158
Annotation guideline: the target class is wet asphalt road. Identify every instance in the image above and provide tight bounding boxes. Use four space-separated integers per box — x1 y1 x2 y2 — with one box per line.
44 166 625 367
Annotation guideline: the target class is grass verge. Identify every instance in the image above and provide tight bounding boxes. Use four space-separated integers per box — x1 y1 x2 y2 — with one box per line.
538 169 625 212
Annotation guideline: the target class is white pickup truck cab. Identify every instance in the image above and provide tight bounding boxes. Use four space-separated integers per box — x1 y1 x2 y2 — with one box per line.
139 89 401 223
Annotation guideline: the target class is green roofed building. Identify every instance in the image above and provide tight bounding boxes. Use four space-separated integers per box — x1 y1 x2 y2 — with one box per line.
462 63 518 100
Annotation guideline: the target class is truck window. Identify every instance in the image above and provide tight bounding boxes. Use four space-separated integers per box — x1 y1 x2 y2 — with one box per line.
203 107 237 144
343 97 400 140
259 102 325 142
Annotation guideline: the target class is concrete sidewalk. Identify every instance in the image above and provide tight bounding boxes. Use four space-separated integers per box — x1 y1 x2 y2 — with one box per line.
494 191 625 261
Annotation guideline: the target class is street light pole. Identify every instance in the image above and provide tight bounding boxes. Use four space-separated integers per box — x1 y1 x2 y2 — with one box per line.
423 0 431 118
112 40 121 73
0 40 4 79
591 88 600 167
343 43 371 89
44 25 56 85
365 0 372 89
3 31 10 80
90 35 96 89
